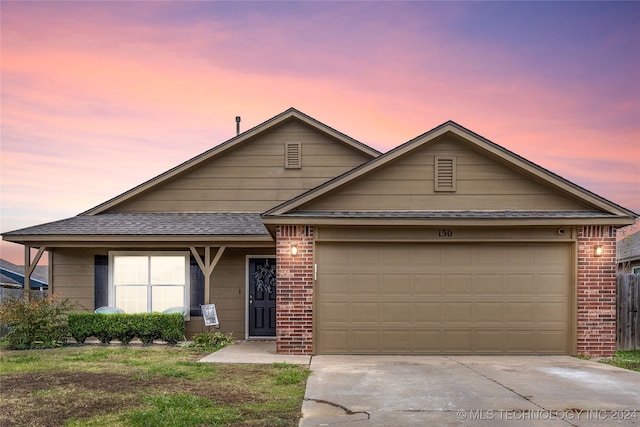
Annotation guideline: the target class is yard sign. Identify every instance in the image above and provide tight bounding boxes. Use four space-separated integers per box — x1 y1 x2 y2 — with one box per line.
201 304 219 327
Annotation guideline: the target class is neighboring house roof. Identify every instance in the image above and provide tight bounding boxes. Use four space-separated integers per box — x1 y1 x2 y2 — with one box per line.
2 213 271 244
0 258 48 289
264 120 637 225
81 108 381 216
618 231 640 264
0 272 21 287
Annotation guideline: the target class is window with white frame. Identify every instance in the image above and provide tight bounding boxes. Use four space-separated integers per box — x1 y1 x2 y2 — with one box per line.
109 252 190 316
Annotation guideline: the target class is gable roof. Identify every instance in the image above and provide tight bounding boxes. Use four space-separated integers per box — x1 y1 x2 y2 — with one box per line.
82 108 380 215
263 120 637 224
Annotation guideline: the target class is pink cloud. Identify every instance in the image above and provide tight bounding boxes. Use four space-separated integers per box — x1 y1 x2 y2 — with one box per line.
2 1 638 266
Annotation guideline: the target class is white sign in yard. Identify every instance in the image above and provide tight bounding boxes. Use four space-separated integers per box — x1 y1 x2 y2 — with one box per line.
201 304 219 327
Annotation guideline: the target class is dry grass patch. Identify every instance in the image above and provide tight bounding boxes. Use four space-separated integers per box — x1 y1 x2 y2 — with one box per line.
0 345 309 427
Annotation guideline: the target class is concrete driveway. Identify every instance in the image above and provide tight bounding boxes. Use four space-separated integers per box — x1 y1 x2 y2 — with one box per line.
300 355 640 426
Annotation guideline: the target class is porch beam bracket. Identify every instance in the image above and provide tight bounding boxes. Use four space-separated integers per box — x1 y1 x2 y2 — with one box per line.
189 246 227 305
190 247 206 273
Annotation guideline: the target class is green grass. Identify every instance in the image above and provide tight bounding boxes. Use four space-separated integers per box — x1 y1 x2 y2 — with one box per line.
274 363 311 385
599 350 640 371
125 394 242 427
0 345 309 427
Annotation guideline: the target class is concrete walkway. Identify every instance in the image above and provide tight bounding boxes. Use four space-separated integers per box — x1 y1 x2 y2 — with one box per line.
199 341 311 365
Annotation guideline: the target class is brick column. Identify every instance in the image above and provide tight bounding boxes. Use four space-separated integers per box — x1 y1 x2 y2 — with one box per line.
576 225 617 357
275 225 314 354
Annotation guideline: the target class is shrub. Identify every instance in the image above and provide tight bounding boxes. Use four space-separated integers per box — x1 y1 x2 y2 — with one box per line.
68 313 95 344
92 314 118 344
101 314 136 344
67 312 185 345
160 313 186 345
114 315 137 344
0 293 75 349
132 313 162 344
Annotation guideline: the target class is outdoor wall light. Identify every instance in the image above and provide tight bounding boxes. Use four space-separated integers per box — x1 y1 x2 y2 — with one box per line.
594 245 604 257
291 245 298 256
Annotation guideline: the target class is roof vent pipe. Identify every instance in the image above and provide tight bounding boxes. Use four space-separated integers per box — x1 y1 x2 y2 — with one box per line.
235 116 241 135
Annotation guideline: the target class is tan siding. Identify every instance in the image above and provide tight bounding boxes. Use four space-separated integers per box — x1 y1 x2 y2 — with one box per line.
186 316 206 337
109 120 372 213
319 178 576 196
52 248 102 312
301 136 590 212
304 194 586 211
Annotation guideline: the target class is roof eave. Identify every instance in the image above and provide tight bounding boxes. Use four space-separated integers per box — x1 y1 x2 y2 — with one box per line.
261 215 636 227
2 234 274 246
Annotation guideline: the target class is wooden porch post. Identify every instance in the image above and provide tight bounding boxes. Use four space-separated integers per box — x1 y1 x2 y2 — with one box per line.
23 245 46 301
189 246 226 305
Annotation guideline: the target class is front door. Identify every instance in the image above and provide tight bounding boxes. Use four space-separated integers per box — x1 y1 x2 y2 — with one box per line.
248 257 276 337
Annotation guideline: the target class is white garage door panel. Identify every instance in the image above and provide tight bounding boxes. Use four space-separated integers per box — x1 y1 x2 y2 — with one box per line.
316 243 571 354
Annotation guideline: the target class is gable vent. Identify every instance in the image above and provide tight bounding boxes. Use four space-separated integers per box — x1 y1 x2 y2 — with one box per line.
434 156 456 192
285 142 302 169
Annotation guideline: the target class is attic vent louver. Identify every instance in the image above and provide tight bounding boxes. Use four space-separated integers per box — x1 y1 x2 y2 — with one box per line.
434 156 456 192
285 142 302 169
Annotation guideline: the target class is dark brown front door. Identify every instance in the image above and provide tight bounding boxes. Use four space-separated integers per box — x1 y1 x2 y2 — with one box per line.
248 258 276 337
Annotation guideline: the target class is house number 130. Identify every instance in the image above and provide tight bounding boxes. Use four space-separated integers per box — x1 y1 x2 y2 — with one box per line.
438 229 453 237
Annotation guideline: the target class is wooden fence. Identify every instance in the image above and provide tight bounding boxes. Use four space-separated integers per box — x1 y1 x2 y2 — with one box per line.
617 273 640 351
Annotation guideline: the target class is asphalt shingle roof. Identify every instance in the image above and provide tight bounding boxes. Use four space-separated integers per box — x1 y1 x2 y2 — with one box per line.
3 213 269 236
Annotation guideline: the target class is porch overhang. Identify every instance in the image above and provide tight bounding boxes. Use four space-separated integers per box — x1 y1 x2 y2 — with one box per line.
3 213 274 247
261 210 636 228
2 236 274 248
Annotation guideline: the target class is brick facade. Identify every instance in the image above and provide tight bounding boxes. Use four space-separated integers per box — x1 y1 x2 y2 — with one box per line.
275 225 314 354
576 225 617 357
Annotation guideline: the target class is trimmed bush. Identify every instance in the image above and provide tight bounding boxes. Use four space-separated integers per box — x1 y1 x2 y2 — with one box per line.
0 293 75 349
67 312 185 345
160 313 186 345
132 313 162 344
68 313 95 344
112 315 136 344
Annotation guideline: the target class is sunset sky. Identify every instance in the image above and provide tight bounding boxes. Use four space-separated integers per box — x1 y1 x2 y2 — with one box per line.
1 1 639 265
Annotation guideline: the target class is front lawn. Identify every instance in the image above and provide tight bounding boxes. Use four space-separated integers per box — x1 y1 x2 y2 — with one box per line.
0 345 309 427
598 350 640 372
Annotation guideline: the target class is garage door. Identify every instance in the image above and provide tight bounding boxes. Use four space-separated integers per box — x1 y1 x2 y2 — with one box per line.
315 243 571 354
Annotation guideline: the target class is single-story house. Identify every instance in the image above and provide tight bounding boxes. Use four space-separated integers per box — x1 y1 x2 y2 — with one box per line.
3 108 637 357
617 231 640 274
